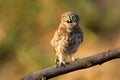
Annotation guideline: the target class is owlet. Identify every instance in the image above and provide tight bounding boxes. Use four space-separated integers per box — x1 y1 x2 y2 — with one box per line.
51 12 84 67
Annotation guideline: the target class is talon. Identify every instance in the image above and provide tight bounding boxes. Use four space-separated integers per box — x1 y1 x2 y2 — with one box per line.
61 62 65 67
55 55 66 68
56 62 66 68
75 57 80 61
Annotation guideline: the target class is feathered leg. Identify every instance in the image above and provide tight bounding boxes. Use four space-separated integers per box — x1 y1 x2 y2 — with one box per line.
70 54 75 61
55 53 65 67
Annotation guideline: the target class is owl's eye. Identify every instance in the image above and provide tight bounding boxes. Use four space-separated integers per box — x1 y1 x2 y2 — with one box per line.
63 16 67 19
71 16 77 21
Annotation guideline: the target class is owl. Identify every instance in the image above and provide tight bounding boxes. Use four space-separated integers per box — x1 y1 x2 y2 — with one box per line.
51 12 84 67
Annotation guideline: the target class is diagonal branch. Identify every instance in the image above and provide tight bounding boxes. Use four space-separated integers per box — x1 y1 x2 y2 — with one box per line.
20 47 120 80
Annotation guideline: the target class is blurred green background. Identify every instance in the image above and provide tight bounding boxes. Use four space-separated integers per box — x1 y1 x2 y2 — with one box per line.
0 0 120 80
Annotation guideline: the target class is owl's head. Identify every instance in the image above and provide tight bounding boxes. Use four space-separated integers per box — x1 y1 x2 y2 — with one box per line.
61 12 80 27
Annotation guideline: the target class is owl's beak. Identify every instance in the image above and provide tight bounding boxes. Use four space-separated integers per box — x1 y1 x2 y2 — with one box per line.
65 19 77 27
67 20 73 23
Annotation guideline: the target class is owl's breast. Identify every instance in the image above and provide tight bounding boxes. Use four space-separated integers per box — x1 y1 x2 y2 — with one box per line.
63 30 83 54
52 26 83 55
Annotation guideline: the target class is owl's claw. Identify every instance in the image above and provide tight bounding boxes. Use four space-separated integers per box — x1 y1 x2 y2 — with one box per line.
55 58 66 68
75 57 80 61
70 54 79 61
56 62 66 68
55 55 66 68
61 61 66 67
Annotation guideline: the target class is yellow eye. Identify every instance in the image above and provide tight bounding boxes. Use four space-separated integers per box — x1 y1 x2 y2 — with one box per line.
63 16 67 19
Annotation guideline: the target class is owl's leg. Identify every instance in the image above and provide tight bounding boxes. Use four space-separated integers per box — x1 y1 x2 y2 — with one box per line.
55 56 59 66
70 54 79 61
70 54 75 61
55 53 65 67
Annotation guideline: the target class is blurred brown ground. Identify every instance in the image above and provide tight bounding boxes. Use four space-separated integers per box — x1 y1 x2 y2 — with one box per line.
0 0 120 80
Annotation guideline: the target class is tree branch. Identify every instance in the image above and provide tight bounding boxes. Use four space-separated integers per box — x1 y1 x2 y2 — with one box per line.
20 47 120 80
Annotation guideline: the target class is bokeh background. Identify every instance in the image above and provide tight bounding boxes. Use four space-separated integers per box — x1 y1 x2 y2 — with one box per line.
0 0 120 80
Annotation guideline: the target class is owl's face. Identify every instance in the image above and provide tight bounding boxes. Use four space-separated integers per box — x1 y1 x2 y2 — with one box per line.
61 12 80 27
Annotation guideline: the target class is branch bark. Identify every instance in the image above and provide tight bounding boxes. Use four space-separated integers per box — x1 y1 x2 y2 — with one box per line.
20 47 120 80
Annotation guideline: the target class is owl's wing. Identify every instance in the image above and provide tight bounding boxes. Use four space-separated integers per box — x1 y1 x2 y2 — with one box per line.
51 30 61 47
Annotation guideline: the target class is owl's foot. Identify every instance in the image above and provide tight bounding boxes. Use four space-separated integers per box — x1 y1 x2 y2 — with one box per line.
75 57 80 61
55 58 65 68
56 62 65 68
55 55 66 68
70 54 80 61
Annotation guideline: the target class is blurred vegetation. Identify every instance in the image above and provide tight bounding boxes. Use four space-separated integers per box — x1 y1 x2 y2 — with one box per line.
0 0 120 80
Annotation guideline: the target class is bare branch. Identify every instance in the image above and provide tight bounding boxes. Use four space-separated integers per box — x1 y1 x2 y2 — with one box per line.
20 47 120 80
